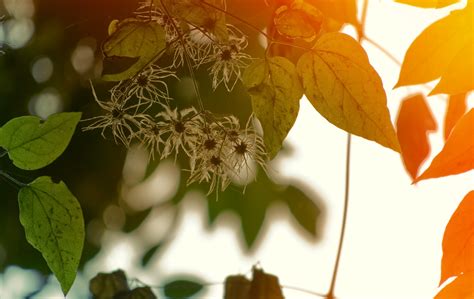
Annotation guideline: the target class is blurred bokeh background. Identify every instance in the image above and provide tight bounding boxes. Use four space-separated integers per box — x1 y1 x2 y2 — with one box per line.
0 0 473 298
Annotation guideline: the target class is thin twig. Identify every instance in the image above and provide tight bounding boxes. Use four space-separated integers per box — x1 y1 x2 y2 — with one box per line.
282 285 326 298
159 0 205 111
326 134 352 299
0 170 27 188
362 35 401 66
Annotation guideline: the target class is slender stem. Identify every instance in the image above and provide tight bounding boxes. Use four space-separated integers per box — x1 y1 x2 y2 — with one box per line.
359 0 369 39
0 170 27 188
0 150 7 158
282 285 326 298
326 134 352 299
199 0 271 40
362 36 401 66
159 0 205 111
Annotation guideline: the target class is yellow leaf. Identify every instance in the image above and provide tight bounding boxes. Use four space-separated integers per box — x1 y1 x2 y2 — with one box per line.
297 32 400 152
395 6 474 95
274 8 320 40
395 0 460 8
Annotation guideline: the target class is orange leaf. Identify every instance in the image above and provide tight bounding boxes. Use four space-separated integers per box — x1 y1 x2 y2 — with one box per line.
395 5 474 95
444 93 467 140
414 108 474 182
440 191 474 285
395 0 460 8
435 271 474 299
396 94 437 180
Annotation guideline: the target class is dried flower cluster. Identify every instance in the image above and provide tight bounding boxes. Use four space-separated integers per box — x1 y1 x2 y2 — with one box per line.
84 0 267 194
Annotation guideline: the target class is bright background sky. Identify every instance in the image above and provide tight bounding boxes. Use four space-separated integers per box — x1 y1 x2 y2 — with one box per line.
1 0 473 298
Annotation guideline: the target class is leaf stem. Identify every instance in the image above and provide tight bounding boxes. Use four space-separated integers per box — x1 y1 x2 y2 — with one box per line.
326 134 352 299
0 150 7 158
282 285 326 298
159 0 205 111
0 170 27 188
362 36 401 66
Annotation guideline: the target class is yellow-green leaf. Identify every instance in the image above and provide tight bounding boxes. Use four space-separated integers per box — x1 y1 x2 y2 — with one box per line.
395 0 460 8
297 0 359 27
18 177 84 295
157 0 228 41
243 57 303 158
395 6 474 95
297 32 400 152
102 19 166 81
0 112 81 170
274 8 319 40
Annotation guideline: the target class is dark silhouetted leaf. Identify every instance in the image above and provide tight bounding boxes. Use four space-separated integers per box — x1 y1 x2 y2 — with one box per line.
163 279 204 299
90 270 130 299
224 275 251 299
248 268 284 299
141 242 165 267
120 287 157 299
207 171 321 249
283 186 319 236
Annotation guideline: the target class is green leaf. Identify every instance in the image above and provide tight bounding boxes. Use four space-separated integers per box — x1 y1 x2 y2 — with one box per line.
163 279 204 299
297 32 400 152
207 171 321 249
18 176 85 295
243 57 303 158
102 19 167 81
141 242 164 267
283 186 319 236
0 112 81 170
